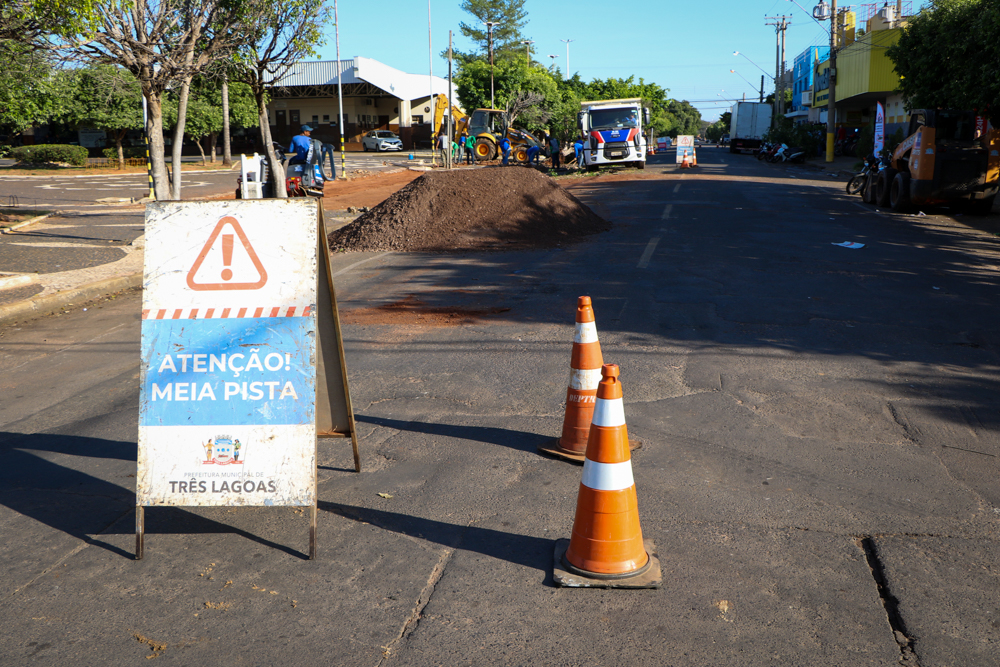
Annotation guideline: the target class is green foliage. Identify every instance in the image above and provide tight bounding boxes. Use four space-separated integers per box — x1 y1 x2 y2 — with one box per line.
0 45 59 134
102 146 146 159
888 0 1000 124
705 120 727 142
458 0 528 56
57 65 143 134
11 144 88 165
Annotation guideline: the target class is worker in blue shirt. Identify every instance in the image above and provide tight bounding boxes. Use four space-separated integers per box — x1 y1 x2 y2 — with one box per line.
289 125 313 163
500 136 511 166
526 143 540 166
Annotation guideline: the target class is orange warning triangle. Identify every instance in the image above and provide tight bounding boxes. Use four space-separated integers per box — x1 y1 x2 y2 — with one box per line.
186 216 268 291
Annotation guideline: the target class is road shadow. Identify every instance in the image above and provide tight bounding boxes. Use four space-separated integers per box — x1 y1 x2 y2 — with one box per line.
320 501 554 582
355 414 551 453
0 431 307 560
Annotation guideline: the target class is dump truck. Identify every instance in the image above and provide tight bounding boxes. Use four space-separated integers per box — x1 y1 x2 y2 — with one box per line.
577 98 650 170
874 109 999 214
432 95 541 163
729 101 771 154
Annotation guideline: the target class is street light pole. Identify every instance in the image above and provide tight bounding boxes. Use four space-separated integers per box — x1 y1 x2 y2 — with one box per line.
334 0 346 179
521 40 534 65
548 54 559 73
560 39 575 75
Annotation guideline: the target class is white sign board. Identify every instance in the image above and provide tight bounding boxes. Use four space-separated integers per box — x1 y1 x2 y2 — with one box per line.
676 135 695 163
874 102 885 156
138 200 319 508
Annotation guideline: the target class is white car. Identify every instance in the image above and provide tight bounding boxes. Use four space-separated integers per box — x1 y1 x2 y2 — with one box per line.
362 131 403 152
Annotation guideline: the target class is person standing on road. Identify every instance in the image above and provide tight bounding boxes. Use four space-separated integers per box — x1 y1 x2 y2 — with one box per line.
549 133 560 168
463 132 474 165
500 136 511 166
436 131 448 164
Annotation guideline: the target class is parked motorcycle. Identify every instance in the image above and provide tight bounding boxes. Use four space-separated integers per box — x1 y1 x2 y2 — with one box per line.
846 153 884 203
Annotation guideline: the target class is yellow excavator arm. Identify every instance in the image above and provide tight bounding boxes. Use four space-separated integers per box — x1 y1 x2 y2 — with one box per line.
432 94 469 138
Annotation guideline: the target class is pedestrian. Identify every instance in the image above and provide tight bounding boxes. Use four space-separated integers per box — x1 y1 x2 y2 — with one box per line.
549 132 560 168
573 135 585 167
436 131 448 164
463 132 474 165
500 135 511 166
452 137 461 163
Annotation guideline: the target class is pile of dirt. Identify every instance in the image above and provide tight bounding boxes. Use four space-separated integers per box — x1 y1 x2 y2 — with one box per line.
327 167 610 252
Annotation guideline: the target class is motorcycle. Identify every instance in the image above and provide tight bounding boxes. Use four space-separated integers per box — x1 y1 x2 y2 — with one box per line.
846 153 883 201
770 144 807 164
755 141 773 161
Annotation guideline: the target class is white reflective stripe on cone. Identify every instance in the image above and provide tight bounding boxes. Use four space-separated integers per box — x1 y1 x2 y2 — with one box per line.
592 397 626 427
570 367 603 390
573 321 599 344
581 459 635 491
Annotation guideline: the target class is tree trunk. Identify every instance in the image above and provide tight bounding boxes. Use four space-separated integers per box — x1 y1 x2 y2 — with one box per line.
144 89 169 200
222 75 232 167
170 75 193 200
208 132 217 164
115 130 126 170
194 134 207 164
258 96 286 199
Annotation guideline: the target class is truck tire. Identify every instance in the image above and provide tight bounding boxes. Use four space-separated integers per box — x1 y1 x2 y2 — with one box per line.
875 168 896 207
474 138 496 161
966 194 997 216
890 172 911 212
636 160 646 170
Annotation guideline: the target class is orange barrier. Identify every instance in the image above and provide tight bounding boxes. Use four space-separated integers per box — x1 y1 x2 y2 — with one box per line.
539 296 603 463
553 364 661 588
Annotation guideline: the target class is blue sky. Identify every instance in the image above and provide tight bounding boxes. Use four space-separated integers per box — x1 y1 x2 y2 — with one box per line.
316 1 924 123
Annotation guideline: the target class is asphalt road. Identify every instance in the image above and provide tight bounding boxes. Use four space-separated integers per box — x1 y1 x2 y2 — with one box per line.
3 147 1000 665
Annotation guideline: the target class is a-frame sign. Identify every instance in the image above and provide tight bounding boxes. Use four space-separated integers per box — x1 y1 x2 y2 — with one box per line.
136 199 358 560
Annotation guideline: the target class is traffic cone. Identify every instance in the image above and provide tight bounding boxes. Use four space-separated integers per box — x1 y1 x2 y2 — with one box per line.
539 297 603 463
553 364 661 588
680 152 691 168
691 149 698 167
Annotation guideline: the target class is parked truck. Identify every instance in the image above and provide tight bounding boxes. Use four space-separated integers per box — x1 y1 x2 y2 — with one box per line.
873 109 999 214
577 98 650 170
729 101 772 154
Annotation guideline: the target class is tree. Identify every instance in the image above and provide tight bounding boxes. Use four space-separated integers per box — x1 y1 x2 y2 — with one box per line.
68 1 250 199
458 0 528 57
0 45 59 139
887 0 1000 125
60 65 144 169
231 1 331 199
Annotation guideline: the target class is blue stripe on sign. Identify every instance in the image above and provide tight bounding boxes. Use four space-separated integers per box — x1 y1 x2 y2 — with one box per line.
140 317 315 427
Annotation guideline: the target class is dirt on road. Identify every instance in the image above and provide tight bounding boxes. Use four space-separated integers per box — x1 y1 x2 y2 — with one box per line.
328 167 610 252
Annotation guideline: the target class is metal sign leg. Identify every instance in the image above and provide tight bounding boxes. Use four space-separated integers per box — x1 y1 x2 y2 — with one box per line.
136 506 145 560
309 504 317 560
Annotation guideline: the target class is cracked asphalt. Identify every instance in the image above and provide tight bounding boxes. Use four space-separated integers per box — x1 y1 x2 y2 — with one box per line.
2 147 1000 665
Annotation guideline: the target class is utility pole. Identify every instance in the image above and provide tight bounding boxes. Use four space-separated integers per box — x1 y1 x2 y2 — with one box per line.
335 0 346 179
764 16 792 119
560 39 575 75
448 31 454 170
812 0 838 162
521 40 534 65
760 74 764 103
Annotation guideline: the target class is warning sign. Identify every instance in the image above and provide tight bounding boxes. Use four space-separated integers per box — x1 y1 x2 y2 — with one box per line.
186 216 267 291
137 199 359 560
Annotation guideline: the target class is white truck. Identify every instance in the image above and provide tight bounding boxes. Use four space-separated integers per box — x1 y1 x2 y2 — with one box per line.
729 101 772 154
577 98 651 170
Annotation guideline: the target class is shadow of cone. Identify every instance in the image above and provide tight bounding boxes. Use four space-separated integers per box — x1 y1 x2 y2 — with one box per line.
539 297 602 463
553 364 661 589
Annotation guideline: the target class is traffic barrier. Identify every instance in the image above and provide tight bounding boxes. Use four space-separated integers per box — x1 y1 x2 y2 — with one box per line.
539 296 603 463
553 364 661 588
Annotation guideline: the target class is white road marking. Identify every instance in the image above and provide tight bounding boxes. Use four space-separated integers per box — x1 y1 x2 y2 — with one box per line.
673 183 681 193
6 242 122 249
661 204 673 220
637 237 660 269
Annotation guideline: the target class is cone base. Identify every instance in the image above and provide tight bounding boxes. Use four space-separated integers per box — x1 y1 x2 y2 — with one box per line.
538 438 644 465
553 538 662 589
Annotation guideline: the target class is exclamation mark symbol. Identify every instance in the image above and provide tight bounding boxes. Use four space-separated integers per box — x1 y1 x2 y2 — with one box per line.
221 234 233 281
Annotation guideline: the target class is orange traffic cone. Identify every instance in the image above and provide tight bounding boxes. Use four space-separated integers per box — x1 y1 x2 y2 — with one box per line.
539 297 603 463
680 152 691 168
691 150 698 167
553 365 661 588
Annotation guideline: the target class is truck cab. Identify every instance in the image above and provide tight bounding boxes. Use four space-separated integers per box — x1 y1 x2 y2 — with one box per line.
577 98 651 170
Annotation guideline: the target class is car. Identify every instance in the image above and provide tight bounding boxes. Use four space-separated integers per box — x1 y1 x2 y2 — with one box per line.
362 131 403 152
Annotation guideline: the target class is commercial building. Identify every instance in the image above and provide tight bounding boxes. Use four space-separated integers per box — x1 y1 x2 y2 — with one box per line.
788 45 830 123
266 57 457 150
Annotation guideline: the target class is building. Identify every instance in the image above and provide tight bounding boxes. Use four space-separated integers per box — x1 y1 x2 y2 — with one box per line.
266 57 457 150
788 45 830 124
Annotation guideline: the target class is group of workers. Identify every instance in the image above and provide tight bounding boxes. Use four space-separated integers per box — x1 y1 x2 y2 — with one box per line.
434 128 575 168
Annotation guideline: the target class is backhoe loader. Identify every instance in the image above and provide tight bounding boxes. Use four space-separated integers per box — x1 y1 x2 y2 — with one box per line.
432 95 540 164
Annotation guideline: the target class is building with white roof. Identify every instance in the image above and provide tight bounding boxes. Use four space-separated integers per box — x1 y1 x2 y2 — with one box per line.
267 56 457 150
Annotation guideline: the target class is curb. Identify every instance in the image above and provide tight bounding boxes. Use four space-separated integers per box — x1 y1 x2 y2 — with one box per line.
1 212 52 234
0 271 143 328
